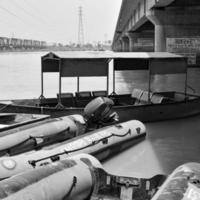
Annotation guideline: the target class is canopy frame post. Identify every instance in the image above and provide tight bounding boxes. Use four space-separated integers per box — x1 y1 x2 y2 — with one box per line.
148 60 151 103
184 68 188 100
111 59 116 95
77 76 80 93
39 59 45 99
56 59 64 109
107 67 109 94
113 68 115 94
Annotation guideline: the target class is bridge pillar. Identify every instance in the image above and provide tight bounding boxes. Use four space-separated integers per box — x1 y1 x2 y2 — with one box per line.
126 32 139 52
126 31 154 52
118 40 123 52
121 36 130 52
147 8 200 52
154 25 166 52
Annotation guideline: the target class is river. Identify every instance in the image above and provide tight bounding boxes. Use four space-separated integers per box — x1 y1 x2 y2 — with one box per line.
1 51 200 178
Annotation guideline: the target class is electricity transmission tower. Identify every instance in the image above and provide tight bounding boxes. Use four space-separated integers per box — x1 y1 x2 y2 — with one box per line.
78 6 84 47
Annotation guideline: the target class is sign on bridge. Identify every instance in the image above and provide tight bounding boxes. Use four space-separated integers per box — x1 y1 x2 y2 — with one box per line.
167 37 200 65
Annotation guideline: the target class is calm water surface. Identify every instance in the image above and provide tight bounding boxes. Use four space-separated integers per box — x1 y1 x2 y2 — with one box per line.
103 115 200 178
1 51 200 178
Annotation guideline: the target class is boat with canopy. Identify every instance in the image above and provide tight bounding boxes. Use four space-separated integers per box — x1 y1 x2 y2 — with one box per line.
0 51 200 122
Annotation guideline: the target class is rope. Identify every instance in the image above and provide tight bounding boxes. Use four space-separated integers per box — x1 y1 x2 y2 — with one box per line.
28 129 131 167
63 176 77 199
187 84 196 93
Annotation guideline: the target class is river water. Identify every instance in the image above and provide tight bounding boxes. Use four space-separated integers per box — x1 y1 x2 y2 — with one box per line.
1 51 200 178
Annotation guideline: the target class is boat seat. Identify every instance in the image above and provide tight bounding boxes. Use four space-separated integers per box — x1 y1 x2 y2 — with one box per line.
76 91 92 98
57 93 75 107
138 91 153 105
116 94 132 105
174 93 185 101
39 98 58 107
57 93 74 98
75 91 93 107
150 94 164 104
131 89 143 104
92 90 108 97
151 94 167 104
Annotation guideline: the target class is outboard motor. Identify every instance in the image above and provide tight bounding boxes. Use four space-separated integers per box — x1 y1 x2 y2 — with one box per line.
84 97 118 128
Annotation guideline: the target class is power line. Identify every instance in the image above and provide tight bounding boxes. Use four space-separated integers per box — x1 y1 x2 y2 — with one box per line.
22 0 43 15
12 0 51 27
0 4 28 25
22 0 51 25
20 0 51 26
0 4 48 40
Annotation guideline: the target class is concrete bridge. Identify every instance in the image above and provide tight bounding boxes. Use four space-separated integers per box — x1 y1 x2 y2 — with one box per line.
112 0 200 65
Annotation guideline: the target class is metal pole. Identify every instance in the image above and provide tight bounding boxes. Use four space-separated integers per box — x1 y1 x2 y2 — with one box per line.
148 62 151 103
58 59 62 105
113 68 115 94
41 72 43 97
107 72 109 94
39 58 44 99
77 76 80 93
56 59 64 108
184 69 188 99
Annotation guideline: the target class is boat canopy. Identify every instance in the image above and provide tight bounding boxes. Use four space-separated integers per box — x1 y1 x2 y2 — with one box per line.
42 52 187 75
42 52 110 77
112 52 187 75
40 51 188 106
40 52 112 103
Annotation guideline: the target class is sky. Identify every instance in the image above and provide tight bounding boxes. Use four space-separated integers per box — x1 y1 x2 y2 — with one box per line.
0 0 122 44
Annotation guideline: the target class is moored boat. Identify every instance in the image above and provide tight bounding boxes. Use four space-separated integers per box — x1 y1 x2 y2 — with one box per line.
0 153 166 200
90 162 200 200
0 51 200 122
0 119 146 179
151 162 200 200
0 97 118 156
0 154 103 200
0 115 86 156
1 153 199 200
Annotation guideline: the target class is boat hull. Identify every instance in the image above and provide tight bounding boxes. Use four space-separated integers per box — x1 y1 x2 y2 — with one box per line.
0 120 146 179
1 98 200 122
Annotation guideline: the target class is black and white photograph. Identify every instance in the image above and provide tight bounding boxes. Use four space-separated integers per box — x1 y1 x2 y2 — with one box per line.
0 0 200 199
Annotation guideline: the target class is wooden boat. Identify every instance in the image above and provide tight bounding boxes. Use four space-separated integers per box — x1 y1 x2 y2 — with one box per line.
0 51 200 122
0 96 120 157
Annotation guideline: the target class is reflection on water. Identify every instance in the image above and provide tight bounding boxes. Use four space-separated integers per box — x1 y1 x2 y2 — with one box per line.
0 52 200 177
0 52 200 99
116 69 200 94
103 115 200 178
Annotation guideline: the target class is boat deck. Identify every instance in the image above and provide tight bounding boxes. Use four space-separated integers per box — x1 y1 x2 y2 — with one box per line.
7 90 199 108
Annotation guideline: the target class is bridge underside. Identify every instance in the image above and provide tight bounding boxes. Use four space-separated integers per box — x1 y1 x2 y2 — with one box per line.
113 0 200 66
